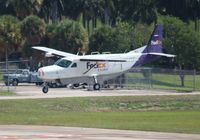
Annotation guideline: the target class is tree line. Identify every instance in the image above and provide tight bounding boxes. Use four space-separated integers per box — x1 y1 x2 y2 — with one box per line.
0 0 200 70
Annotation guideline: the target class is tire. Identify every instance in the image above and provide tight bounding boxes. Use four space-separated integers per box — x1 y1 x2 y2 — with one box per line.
93 83 100 90
12 79 18 86
42 86 48 94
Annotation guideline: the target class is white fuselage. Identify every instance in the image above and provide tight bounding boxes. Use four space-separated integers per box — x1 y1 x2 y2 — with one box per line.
38 52 141 81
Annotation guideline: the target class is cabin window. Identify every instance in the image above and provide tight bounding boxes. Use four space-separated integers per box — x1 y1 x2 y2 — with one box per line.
54 59 72 68
71 63 77 68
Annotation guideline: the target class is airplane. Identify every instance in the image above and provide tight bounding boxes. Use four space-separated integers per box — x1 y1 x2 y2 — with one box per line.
32 25 175 93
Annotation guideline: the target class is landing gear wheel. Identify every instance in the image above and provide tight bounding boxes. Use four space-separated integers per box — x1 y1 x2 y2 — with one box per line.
42 86 49 94
93 83 100 90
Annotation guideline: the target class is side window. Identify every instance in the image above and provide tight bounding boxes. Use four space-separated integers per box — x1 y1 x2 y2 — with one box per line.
71 63 77 68
55 59 72 68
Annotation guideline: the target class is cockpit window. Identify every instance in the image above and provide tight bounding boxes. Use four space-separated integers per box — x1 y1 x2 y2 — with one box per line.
54 59 72 68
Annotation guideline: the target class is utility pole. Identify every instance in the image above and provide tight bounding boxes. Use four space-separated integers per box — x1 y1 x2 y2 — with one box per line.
5 42 10 92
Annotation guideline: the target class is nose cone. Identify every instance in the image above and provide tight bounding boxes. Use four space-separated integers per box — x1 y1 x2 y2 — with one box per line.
38 65 60 80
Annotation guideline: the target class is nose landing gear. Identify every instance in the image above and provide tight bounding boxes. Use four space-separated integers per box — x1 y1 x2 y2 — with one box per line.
42 83 49 93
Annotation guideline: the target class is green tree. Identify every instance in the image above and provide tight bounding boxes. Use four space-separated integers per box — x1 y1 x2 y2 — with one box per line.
46 19 88 54
6 0 43 19
89 25 115 53
101 0 115 25
89 22 149 53
20 15 46 56
158 0 200 31
0 0 15 16
162 16 200 70
21 15 45 44
0 15 21 60
112 0 157 25
187 0 200 31
130 24 152 50
113 22 135 52
82 0 104 34
133 0 158 24
62 0 84 20
40 0 64 23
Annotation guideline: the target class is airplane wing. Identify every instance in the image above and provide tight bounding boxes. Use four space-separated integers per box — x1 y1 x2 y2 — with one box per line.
32 46 77 58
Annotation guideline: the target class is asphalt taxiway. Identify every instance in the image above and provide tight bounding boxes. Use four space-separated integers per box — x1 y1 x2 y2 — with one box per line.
0 125 200 140
0 84 200 100
1 85 200 140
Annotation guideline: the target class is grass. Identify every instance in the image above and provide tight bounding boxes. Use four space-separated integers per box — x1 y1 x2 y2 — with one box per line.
152 73 197 90
0 95 200 134
126 73 200 91
0 92 15 96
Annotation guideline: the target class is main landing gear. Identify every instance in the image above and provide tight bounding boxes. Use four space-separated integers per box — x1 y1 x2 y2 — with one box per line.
92 75 100 90
93 83 100 90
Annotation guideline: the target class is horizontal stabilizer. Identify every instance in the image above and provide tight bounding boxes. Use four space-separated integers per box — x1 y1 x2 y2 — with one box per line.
145 52 176 57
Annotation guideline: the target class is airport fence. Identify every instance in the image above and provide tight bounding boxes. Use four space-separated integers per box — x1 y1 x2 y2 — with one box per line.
105 67 199 91
0 70 17 92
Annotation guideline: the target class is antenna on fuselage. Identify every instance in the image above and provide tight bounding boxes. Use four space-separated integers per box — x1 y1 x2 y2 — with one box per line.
76 48 80 55
124 49 128 53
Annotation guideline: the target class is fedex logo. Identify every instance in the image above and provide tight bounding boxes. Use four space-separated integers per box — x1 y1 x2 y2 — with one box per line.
86 62 106 69
151 34 162 45
83 62 107 74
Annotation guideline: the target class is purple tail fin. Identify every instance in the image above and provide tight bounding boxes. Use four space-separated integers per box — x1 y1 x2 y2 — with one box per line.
143 25 163 53
133 25 163 67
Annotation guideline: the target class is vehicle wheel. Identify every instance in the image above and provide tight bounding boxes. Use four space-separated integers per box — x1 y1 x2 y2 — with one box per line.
42 86 48 94
93 83 100 90
12 79 18 86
